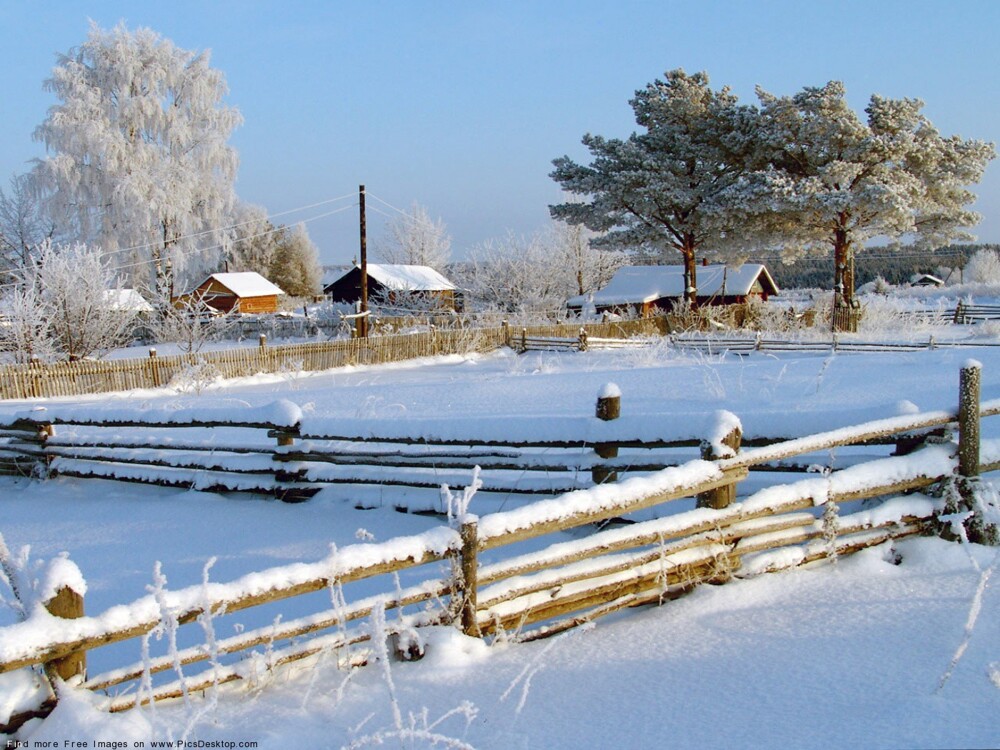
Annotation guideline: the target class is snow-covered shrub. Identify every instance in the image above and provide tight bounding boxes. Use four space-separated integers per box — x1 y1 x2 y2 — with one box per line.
856 294 951 335
742 296 802 333
963 248 1000 285
0 284 56 364
169 359 222 394
149 292 238 354
2 241 143 362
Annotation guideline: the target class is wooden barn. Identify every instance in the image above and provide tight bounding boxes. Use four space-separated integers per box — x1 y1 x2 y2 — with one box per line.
178 272 285 314
566 263 779 317
324 263 459 312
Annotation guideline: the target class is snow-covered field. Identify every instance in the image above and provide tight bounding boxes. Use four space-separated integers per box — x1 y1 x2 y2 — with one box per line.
2 343 1000 749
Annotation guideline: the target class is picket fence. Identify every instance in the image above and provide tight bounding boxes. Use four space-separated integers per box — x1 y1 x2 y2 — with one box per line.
0 364 995 733
0 319 662 400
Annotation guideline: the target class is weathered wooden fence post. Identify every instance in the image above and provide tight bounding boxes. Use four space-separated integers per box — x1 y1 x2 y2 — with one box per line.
148 348 161 388
953 361 997 544
501 319 510 347
44 585 86 682
958 360 981 482
698 417 743 510
578 328 589 352
29 357 42 399
521 327 527 353
459 517 480 637
592 383 621 485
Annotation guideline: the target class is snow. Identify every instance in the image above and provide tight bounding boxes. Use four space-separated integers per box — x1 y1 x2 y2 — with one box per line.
1 399 303 429
597 382 621 399
201 272 286 298
365 263 456 292
102 289 153 313
1 343 999 748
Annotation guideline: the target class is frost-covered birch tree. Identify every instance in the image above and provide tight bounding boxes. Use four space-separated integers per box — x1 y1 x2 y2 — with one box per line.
548 219 626 298
31 22 243 287
375 202 452 271
550 70 756 303
461 231 565 312
457 224 623 313
0 174 56 275
736 82 995 327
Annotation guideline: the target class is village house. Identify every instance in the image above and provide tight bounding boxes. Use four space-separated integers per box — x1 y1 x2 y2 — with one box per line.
177 272 285 314
566 263 779 317
324 263 459 312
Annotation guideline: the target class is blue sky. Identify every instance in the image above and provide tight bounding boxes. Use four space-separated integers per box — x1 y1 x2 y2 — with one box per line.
1 0 998 267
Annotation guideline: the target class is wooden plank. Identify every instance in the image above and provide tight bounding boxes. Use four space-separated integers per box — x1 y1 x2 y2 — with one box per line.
478 466 750 551
481 555 739 636
721 412 957 470
478 512 815 590
84 578 450 692
0 547 451 675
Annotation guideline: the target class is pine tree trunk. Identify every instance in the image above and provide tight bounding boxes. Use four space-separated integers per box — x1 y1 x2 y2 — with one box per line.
682 246 698 307
832 228 857 332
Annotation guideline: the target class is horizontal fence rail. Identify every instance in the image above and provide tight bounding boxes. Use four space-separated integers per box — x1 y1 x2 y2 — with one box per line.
0 364 995 734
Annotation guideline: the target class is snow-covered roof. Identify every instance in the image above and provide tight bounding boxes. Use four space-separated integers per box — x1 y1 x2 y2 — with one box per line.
203 272 285 298
567 264 778 307
321 267 351 288
103 289 154 312
364 264 455 292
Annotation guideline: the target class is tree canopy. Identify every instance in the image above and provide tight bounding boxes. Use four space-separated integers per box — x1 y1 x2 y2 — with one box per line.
551 69 995 323
374 202 452 271
739 82 995 316
550 70 757 303
32 22 243 286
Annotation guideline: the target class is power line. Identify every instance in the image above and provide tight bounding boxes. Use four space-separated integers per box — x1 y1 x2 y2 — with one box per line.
51 191 361 264
0 201 359 293
366 192 444 232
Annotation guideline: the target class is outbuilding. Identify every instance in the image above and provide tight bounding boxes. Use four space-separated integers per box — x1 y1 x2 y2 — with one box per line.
178 272 285 314
324 263 459 311
566 263 779 317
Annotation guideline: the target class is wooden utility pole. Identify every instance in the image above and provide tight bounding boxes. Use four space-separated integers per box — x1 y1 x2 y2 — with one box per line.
358 184 369 338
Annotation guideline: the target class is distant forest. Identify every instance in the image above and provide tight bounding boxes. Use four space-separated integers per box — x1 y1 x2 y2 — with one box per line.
762 243 999 291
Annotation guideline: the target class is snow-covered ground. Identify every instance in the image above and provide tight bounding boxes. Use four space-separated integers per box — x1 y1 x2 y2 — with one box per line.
2 343 1000 749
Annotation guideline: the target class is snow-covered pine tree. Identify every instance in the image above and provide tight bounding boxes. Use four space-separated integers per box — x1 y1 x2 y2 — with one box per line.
374 201 452 271
31 22 243 287
550 69 757 303
736 82 995 329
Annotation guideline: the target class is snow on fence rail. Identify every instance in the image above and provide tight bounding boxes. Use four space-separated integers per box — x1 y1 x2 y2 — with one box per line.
0 364 995 732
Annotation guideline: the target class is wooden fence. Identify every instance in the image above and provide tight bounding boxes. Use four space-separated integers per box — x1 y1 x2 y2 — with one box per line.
0 320 662 400
953 301 1000 324
0 364 995 732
